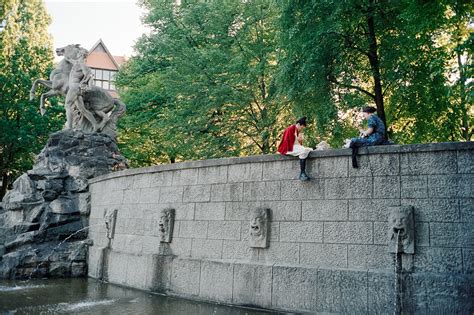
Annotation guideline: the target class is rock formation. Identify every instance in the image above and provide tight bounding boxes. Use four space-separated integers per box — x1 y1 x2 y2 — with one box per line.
0 130 127 279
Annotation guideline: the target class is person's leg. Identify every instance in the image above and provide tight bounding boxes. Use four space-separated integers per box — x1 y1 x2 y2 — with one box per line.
287 145 312 181
64 92 77 129
349 138 369 168
299 158 310 181
298 146 312 181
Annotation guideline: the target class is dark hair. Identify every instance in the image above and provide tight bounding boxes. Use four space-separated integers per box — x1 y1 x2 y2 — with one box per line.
296 117 307 126
362 106 376 114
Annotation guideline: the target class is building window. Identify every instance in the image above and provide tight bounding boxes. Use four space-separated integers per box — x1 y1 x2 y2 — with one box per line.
95 69 103 80
92 69 117 91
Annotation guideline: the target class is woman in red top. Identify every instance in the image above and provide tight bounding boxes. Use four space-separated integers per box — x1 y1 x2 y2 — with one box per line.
277 117 312 181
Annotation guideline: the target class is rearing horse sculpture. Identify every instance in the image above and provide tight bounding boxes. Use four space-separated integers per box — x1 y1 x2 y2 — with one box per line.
30 44 126 137
30 44 81 115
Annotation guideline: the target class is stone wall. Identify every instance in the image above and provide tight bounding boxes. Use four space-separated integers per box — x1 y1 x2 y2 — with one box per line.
87 142 474 314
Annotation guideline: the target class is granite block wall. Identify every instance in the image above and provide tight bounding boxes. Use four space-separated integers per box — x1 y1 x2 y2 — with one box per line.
87 142 474 314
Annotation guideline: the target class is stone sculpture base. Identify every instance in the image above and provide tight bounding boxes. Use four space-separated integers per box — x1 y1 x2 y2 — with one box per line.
0 130 127 279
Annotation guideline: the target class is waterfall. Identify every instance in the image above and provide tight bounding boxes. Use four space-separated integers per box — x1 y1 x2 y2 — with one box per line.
394 230 402 315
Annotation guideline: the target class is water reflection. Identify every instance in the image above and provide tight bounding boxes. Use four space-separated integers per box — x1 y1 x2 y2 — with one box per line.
0 278 278 314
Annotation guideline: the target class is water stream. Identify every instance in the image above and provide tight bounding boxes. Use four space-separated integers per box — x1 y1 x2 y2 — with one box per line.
27 224 99 279
393 230 402 315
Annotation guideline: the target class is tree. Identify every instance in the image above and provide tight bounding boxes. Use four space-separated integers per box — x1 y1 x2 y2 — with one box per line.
0 0 63 199
446 0 473 141
119 0 471 166
278 0 472 144
117 0 292 166
279 0 391 144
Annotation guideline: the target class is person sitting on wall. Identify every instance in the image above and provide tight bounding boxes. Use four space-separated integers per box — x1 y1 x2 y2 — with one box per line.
277 117 313 181
349 106 386 168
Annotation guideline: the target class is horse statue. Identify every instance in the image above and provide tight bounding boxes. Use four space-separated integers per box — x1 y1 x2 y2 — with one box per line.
30 44 126 137
30 44 82 114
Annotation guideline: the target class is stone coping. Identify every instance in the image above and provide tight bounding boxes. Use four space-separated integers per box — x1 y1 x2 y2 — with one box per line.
90 141 473 184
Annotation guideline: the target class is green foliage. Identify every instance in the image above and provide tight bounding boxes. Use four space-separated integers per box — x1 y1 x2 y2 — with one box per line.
117 0 292 166
447 0 474 141
0 0 64 198
278 0 473 144
117 0 472 168
278 0 378 140
2 0 470 199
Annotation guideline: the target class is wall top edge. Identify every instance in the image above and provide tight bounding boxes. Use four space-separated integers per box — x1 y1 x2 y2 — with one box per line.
90 141 473 184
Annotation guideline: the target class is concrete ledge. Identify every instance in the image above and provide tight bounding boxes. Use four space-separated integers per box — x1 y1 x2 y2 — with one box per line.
90 141 473 184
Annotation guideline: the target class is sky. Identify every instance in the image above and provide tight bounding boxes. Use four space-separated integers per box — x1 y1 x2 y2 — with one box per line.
44 0 148 58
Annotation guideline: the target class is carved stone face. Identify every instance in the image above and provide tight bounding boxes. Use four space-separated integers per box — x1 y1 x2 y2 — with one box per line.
250 216 264 238
249 208 270 248
388 206 414 254
104 209 118 240
390 209 411 239
158 208 174 243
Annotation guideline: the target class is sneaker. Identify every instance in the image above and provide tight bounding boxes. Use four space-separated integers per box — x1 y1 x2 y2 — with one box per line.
343 139 351 148
299 172 310 181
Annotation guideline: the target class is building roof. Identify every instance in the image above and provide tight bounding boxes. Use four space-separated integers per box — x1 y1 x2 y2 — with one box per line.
113 55 127 67
86 39 127 70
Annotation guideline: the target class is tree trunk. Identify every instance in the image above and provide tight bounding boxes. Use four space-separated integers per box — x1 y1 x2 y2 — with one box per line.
259 70 271 154
260 107 270 154
366 2 387 136
1 173 9 200
1 147 14 199
457 49 469 140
